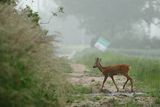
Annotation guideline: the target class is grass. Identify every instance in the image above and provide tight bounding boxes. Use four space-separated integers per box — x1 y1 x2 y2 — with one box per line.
72 85 92 94
67 85 92 103
74 48 160 105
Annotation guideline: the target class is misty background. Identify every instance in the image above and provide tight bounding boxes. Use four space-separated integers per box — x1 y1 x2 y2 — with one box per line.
2 1 160 106
17 0 160 56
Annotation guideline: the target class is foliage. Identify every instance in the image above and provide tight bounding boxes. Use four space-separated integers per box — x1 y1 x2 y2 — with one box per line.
23 6 40 25
0 5 71 107
54 57 72 73
0 0 15 4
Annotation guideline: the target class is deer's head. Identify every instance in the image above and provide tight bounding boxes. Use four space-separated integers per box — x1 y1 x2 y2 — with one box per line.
93 57 101 68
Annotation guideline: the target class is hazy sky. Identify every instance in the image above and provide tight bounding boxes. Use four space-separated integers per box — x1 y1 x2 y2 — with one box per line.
17 0 160 40
17 0 90 44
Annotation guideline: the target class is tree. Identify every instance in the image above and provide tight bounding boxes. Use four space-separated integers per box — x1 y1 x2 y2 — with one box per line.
57 0 145 37
142 0 160 36
57 0 160 48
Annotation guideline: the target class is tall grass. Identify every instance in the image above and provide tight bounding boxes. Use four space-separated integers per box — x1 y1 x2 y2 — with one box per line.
75 48 160 103
0 5 71 107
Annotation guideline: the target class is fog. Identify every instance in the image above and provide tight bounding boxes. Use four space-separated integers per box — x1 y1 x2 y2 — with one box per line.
17 0 160 57
17 0 90 45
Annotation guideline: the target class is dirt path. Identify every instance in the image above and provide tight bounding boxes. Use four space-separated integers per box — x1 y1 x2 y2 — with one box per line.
67 64 154 107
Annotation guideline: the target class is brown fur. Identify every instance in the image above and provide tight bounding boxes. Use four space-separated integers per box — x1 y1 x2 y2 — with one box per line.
93 57 133 92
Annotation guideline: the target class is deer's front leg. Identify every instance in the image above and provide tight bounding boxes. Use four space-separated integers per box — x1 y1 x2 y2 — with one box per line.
111 76 119 92
101 76 108 90
123 78 129 89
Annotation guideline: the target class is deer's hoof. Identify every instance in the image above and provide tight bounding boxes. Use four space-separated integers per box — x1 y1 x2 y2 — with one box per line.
116 88 119 92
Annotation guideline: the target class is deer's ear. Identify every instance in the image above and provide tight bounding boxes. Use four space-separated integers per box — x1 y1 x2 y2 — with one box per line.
99 58 102 62
96 57 99 60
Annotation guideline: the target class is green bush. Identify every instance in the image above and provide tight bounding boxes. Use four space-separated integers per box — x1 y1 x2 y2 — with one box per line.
0 5 71 107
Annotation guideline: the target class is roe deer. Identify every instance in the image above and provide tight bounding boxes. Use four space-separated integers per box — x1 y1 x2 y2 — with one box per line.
93 57 133 92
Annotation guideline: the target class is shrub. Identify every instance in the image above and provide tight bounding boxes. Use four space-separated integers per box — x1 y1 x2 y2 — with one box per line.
0 5 71 107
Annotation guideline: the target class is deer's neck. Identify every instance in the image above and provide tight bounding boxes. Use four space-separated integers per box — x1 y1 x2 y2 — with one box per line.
98 63 104 72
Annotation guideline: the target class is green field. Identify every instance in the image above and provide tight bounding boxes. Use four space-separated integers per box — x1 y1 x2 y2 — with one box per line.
74 48 160 105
